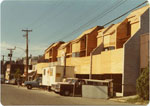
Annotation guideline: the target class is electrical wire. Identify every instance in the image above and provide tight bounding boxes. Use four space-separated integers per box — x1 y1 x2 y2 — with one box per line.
55 0 148 42
27 1 64 28
55 0 127 42
32 1 74 30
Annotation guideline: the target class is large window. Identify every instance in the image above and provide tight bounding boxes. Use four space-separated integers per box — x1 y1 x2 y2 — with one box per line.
72 52 80 57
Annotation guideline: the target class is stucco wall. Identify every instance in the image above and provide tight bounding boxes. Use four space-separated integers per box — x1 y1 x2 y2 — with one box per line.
72 41 81 53
66 48 124 75
44 52 49 60
97 36 103 46
123 8 149 96
66 56 90 74
92 48 124 74
35 63 51 74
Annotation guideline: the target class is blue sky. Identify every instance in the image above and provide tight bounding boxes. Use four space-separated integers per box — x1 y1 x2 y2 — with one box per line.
0 0 148 61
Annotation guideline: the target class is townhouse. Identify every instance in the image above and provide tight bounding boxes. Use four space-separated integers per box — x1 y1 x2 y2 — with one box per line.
44 41 65 62
5 63 24 81
70 26 104 57
35 5 149 96
66 5 149 96
57 42 72 65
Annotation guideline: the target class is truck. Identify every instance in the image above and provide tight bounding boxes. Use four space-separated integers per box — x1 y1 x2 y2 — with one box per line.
51 78 86 96
42 66 74 91
24 77 42 89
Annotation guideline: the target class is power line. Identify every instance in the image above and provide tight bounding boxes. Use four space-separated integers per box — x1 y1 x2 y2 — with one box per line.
27 1 64 28
31 1 72 30
54 0 148 42
103 1 148 27
55 0 127 42
44 0 121 41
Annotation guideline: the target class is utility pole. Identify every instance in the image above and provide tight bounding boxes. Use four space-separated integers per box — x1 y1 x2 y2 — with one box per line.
2 55 5 63
7 47 16 64
1 55 5 75
22 29 32 81
63 53 66 78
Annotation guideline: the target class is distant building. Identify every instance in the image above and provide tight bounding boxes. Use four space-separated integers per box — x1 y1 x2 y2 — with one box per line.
5 63 24 81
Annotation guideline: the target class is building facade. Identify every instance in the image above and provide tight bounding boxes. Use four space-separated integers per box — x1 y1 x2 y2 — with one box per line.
38 5 149 96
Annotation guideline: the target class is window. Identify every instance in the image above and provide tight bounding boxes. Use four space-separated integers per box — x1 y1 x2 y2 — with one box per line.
57 57 61 62
103 46 115 51
72 52 80 57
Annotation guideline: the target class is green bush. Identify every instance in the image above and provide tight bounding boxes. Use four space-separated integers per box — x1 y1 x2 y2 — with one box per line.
136 66 149 100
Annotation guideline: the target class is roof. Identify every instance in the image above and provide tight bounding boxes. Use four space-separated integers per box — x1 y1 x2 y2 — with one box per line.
45 41 65 52
72 26 104 43
97 23 121 37
127 5 149 19
58 42 71 50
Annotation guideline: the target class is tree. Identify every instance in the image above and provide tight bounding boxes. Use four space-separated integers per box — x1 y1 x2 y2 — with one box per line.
14 68 21 79
136 66 149 100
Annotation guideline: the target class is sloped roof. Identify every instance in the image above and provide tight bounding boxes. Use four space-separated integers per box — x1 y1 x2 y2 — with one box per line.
58 42 70 50
45 41 64 52
97 23 121 37
127 5 149 18
72 26 103 43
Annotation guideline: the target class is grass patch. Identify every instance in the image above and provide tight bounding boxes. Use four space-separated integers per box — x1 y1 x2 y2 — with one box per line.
126 96 149 104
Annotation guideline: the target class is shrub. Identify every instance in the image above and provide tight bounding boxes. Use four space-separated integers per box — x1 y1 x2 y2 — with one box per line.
136 66 149 100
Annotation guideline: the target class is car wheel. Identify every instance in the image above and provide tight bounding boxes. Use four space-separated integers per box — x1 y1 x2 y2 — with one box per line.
27 85 32 89
64 90 70 96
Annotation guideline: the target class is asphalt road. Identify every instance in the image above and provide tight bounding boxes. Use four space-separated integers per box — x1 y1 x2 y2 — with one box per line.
1 84 128 105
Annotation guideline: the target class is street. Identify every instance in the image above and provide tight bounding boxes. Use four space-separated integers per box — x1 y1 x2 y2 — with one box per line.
1 84 128 105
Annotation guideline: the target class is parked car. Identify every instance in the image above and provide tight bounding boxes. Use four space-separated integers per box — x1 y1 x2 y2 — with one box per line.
9 79 17 85
51 78 86 96
24 77 42 89
5 79 9 84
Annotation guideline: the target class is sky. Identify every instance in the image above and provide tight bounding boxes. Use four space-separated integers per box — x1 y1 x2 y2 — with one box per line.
0 0 149 61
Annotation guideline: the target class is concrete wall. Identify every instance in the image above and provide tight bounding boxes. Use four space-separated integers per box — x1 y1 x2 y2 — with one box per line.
123 8 149 96
82 85 108 99
140 34 149 69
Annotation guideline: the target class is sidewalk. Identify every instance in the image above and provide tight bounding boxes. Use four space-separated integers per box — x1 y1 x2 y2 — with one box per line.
109 95 149 105
109 95 137 103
